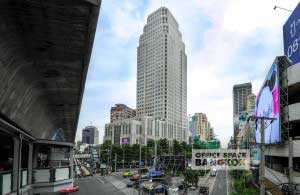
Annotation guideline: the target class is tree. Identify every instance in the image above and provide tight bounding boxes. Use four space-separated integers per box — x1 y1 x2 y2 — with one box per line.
133 144 141 161
181 141 188 151
185 170 200 187
147 139 155 148
173 140 183 155
158 138 169 155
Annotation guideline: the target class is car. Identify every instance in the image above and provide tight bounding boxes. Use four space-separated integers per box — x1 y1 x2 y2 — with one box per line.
210 167 217 177
141 173 150 180
154 184 168 194
127 181 135 188
80 166 91 177
127 181 140 188
123 171 134 177
199 186 209 195
168 186 178 193
133 181 141 188
130 173 141 181
59 186 80 194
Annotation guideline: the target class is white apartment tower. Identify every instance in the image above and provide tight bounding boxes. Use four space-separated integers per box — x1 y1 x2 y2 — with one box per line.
136 7 187 141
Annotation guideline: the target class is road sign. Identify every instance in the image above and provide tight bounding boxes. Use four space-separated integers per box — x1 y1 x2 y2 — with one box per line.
283 2 300 64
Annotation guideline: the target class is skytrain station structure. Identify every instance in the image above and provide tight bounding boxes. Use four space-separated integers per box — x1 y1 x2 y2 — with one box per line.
0 0 100 194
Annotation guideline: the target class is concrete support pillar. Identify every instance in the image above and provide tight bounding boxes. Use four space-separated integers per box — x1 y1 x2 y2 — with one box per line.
12 137 20 192
69 147 74 180
32 144 39 169
28 143 33 185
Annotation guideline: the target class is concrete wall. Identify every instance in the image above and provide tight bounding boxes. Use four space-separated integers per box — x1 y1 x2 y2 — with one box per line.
267 140 300 157
288 102 300 122
287 63 300 87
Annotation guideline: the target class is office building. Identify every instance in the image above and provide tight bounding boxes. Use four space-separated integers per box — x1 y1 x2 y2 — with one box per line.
110 103 136 122
233 82 252 139
246 93 256 111
136 7 187 142
82 126 99 145
189 113 214 141
104 116 168 146
233 83 252 115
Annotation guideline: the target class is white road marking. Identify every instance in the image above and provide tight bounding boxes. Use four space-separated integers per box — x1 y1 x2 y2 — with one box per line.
209 171 218 195
226 168 229 195
106 176 139 195
97 177 105 184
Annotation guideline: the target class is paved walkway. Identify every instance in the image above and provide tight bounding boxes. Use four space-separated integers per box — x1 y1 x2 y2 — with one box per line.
42 176 125 195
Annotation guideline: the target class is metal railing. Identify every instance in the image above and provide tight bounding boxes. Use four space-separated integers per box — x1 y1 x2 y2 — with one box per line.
0 171 12 195
33 166 71 183
21 169 28 187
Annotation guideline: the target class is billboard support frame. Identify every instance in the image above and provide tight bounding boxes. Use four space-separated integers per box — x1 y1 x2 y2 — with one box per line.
278 56 291 142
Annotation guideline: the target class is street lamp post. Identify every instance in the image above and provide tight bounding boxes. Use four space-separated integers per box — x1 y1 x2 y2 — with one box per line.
139 138 142 170
122 145 125 172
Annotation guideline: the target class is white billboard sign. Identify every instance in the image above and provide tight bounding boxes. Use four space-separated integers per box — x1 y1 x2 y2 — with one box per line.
192 149 250 170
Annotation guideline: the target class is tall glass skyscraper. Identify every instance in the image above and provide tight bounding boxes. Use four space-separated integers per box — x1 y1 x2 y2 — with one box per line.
136 7 187 141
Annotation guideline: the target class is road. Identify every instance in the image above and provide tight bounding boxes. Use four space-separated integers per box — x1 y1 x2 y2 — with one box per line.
210 170 231 195
42 176 126 195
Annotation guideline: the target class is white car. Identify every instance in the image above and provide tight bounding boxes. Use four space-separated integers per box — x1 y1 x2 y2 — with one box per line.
210 167 217 177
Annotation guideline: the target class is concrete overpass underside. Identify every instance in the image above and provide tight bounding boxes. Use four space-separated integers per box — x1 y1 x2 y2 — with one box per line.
0 0 100 142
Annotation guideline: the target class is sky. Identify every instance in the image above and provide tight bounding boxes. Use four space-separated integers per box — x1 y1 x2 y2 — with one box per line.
76 0 299 147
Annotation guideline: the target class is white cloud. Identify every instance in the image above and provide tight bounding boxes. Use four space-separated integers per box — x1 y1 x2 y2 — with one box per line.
101 0 144 42
77 0 299 147
144 0 299 147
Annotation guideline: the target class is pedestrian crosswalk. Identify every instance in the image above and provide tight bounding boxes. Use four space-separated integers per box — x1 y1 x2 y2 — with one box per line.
105 176 139 195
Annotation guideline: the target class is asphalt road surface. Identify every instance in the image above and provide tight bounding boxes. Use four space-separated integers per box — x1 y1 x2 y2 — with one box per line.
210 170 230 195
42 176 125 195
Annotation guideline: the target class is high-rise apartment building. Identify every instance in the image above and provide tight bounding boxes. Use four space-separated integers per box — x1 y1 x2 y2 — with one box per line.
246 93 256 111
82 126 99 145
136 7 187 141
233 83 252 115
189 113 213 141
110 104 136 123
233 82 252 140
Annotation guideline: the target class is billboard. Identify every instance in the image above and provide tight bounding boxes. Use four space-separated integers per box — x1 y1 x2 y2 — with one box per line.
283 2 300 64
192 149 250 170
255 63 280 144
121 137 130 144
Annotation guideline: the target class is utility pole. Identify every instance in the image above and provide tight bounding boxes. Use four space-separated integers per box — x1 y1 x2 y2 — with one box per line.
139 139 142 169
110 143 112 175
122 146 125 172
248 116 276 195
114 153 117 173
154 138 157 169
260 118 265 195
106 149 109 176
145 147 147 167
